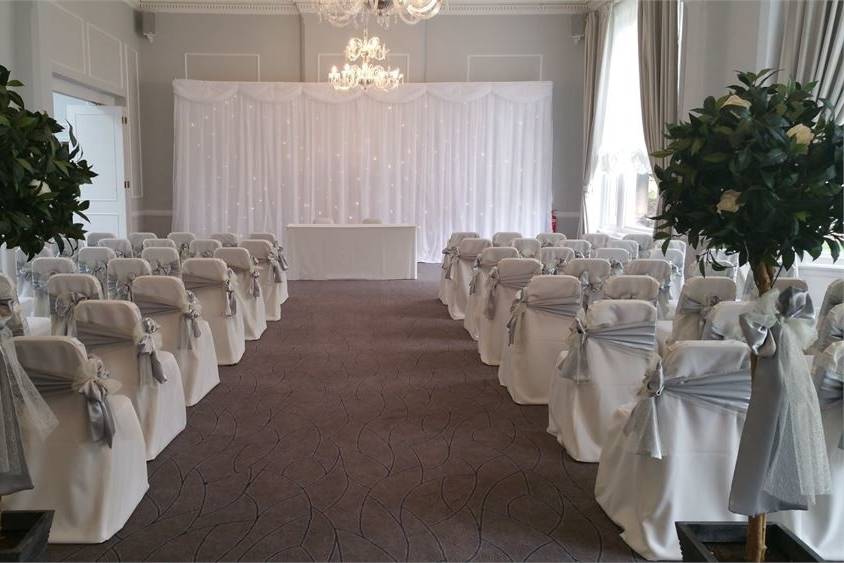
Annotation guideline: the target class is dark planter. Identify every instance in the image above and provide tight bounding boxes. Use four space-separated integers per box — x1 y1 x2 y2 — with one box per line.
676 521 822 562
0 511 53 562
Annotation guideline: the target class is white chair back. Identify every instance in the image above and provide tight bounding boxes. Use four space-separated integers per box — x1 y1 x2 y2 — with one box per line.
626 259 674 319
142 238 177 250
563 258 611 309
594 248 631 276
815 303 844 353
702 301 753 341
46 274 103 336
818 279 844 326
540 247 575 275
190 239 222 258
15 246 55 299
128 232 156 256
583 233 610 250
168 232 196 260
536 232 566 247
106 258 152 300
98 238 133 258
446 238 492 320
560 239 592 258
624 233 654 258
512 238 541 259
86 232 116 248
0 273 28 336
606 238 639 259
211 232 239 247
30 257 76 317
492 231 522 247
772 277 808 293
672 277 737 342
603 275 660 303
77 247 115 293
240 239 285 320
141 247 181 277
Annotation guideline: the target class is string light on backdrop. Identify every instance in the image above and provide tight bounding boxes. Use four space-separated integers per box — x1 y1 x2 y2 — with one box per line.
329 31 404 91
317 0 443 27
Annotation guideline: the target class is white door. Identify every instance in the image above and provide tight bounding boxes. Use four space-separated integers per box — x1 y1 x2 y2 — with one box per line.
65 105 128 237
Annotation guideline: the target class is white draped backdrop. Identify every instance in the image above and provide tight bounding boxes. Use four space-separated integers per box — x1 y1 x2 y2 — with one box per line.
172 80 553 262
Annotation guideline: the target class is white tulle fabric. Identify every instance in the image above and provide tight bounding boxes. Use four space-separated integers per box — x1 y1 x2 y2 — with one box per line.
73 301 186 460
0 274 40 337
182 258 245 365
439 232 478 305
240 240 285 322
30 258 76 317
3 337 148 543
547 299 657 462
595 341 751 560
498 275 581 404
603 275 659 303
215 248 266 340
447 238 491 321
173 80 552 262
132 276 220 406
464 247 518 340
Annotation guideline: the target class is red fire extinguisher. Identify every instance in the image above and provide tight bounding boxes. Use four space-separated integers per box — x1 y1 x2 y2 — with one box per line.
551 209 558 233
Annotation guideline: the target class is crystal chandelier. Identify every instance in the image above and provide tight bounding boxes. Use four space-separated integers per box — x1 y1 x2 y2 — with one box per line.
317 0 443 28
329 32 404 91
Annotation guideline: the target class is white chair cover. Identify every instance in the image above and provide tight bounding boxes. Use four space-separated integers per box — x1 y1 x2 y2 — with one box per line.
660 277 737 356
128 232 156 256
247 232 289 306
98 238 133 259
651 248 685 300
86 232 116 248
512 238 541 260
603 275 659 304
142 238 177 250
536 232 566 247
168 232 197 261
623 233 654 258
132 276 220 406
498 275 581 404
492 231 522 247
439 232 479 305
594 248 630 277
215 248 266 340
702 301 753 341
595 341 751 560
106 258 152 301
211 232 239 247
362 218 382 224
446 238 492 321
817 279 844 326
667 239 687 257
625 259 674 319
30 257 76 317
562 258 611 309
583 233 610 250
478 258 541 366
813 303 844 354
77 247 115 296
540 247 575 275
46 274 102 336
190 238 223 258
16 247 55 302
606 239 639 261
559 239 592 258
0 274 48 337
464 247 518 341
4 336 148 543
182 258 245 365
313 217 334 224
141 247 181 277
240 239 285 322
548 299 657 462
73 300 186 460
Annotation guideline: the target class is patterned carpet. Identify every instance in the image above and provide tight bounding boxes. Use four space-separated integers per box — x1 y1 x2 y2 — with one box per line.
49 263 639 562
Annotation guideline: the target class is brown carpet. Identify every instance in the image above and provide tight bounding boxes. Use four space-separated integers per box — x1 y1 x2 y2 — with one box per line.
49 263 639 562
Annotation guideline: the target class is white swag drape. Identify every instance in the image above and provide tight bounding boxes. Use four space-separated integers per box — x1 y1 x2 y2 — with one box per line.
173 80 553 262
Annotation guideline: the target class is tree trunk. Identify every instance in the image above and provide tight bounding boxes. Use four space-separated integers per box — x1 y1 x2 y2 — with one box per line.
745 261 775 562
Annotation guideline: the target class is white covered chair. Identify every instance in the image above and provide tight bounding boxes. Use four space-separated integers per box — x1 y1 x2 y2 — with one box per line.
190 238 222 258
560 239 592 258
77 247 115 295
141 247 181 277
16 246 56 303
182 258 245 365
86 232 115 248
702 301 754 341
439 232 479 305
563 258 611 310
540 246 575 275
813 303 844 354
652 248 685 300
625 259 674 320
660 277 737 355
128 232 156 256
215 248 266 340
606 238 639 261
548 299 657 462
4 336 149 543
512 238 541 260
583 233 610 250
132 275 220 406
603 275 659 304
478 258 542 366
624 233 654 258
168 232 197 261
46 273 103 336
248 232 289 306
594 248 631 277
98 238 133 258
492 231 522 247
464 247 518 341
73 300 187 460
240 239 285 322
817 279 844 326
447 238 492 321
772 277 808 293
211 232 239 247
30 257 76 317
595 341 751 560
362 217 382 224
536 232 566 247
498 275 581 404
142 238 177 250
0 274 49 337
106 258 152 301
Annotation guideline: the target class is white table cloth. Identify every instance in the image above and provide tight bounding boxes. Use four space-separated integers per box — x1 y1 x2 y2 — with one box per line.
286 224 417 281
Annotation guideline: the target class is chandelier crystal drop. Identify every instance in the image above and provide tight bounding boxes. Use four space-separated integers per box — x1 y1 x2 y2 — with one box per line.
317 0 443 28
329 32 404 92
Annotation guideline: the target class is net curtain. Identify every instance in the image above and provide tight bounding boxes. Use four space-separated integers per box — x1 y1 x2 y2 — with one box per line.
172 80 553 262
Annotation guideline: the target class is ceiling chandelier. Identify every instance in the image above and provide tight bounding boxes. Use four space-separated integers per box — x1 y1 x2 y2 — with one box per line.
329 32 404 91
317 0 443 28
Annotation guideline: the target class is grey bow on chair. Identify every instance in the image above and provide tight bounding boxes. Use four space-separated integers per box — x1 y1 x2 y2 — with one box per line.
484 268 536 320
200 250 215 258
134 291 203 351
608 259 624 277
107 273 136 301
676 294 721 334
178 243 191 261
151 260 180 277
558 318 656 383
182 271 238 317
442 246 458 280
138 318 167 384
50 291 91 336
577 271 604 310
506 290 581 346
267 256 284 283
273 244 289 271
248 258 262 298
80 261 108 290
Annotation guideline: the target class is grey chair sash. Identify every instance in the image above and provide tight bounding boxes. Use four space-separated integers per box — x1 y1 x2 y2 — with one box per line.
79 261 108 290
729 287 831 515
468 260 493 295
182 272 238 317
107 273 137 301
506 290 581 346
177 242 191 261
577 271 605 310
257 256 284 283
623 361 750 459
817 365 843 449
271 243 289 271
558 318 656 383
74 319 167 385
150 260 180 277
543 257 569 276
485 269 536 320
133 296 203 350
608 259 624 277
676 294 721 335
49 292 91 337
442 247 458 280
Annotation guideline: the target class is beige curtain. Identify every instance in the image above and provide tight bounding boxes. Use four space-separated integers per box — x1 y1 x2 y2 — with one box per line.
779 0 844 124
579 3 612 235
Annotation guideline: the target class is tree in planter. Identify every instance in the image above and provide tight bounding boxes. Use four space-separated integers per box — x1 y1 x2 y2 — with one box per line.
652 69 843 561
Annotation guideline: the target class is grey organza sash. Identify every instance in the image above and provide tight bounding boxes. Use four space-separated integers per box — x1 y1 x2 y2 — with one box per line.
578 271 605 310
729 287 831 515
74 319 167 385
107 273 137 301
442 247 458 280
506 291 581 346
558 319 656 383
50 292 92 337
79 260 108 290
150 260 180 277
608 259 624 277
468 260 494 295
257 256 284 283
623 361 751 459
816 365 843 450
133 296 203 350
485 270 536 320
676 294 721 332
273 244 289 271
182 272 238 317
543 258 568 276
28 356 118 447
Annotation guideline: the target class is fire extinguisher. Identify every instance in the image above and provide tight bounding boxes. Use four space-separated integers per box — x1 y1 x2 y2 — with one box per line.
551 209 558 233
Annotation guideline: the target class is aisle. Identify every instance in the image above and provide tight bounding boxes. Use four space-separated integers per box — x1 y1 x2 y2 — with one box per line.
49 264 638 562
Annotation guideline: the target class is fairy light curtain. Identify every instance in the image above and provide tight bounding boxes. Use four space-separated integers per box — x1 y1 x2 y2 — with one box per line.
172 80 553 262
